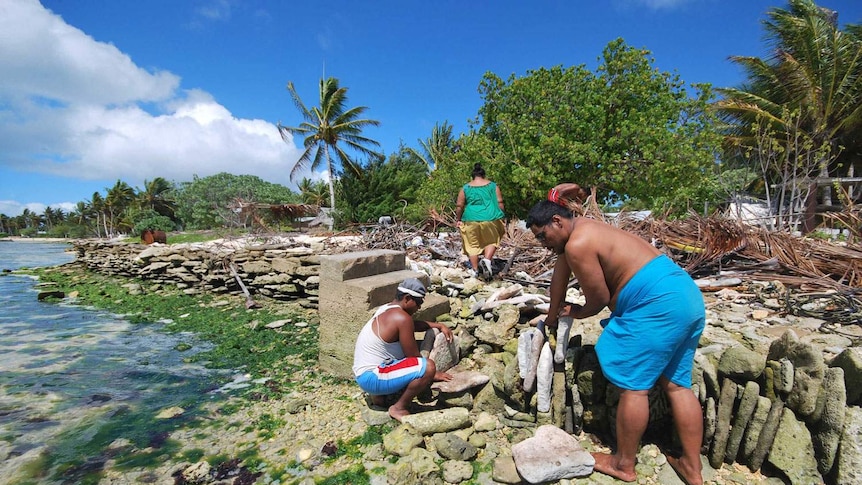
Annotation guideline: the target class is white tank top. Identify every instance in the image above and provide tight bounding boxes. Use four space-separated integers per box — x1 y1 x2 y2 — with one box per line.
352 303 406 376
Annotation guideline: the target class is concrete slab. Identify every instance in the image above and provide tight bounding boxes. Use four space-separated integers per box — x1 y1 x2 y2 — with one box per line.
319 250 405 282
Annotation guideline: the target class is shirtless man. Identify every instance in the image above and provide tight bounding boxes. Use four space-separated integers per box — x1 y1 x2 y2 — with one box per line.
526 184 705 485
352 278 453 421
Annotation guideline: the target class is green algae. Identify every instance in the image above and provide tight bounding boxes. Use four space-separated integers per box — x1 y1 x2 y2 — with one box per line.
316 463 370 485
253 412 286 440
28 264 319 386
20 262 323 481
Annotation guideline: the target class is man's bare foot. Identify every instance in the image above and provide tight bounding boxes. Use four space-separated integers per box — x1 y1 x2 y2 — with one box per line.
666 455 703 485
591 452 636 482
388 405 410 422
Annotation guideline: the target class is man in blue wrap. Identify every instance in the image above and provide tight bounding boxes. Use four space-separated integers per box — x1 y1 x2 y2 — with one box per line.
527 183 705 485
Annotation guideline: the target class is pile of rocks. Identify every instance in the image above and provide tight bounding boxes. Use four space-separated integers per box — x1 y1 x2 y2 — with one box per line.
364 268 862 484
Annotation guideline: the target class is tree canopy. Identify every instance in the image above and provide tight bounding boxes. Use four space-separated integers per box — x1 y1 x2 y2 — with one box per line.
337 146 429 224
173 173 300 230
420 39 722 217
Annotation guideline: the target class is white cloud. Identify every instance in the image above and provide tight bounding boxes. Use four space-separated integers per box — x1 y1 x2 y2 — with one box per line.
0 200 79 218
0 0 304 206
194 0 234 22
0 0 178 105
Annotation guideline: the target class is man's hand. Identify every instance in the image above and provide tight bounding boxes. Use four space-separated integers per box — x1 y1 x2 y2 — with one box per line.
434 371 453 382
432 322 454 342
543 314 559 330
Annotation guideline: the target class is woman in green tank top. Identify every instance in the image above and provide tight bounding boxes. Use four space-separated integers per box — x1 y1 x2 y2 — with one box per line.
454 163 505 279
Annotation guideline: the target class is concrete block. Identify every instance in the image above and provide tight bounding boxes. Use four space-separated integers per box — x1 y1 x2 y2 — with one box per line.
319 270 426 318
319 250 405 282
413 292 450 322
319 249 435 378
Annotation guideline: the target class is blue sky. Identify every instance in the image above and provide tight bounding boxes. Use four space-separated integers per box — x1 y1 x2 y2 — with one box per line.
1 0 861 217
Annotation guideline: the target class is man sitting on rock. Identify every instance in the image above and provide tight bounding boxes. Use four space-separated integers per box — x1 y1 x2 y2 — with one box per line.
352 278 454 421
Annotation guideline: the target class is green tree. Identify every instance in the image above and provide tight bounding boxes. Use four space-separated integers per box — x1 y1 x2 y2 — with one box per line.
104 180 136 236
297 177 329 207
21 208 43 231
426 39 721 216
593 40 722 213
408 121 456 170
42 206 65 230
137 177 177 220
69 201 89 226
173 172 299 230
278 77 383 211
89 192 106 237
715 0 862 220
337 146 428 224
131 209 176 235
17 208 42 236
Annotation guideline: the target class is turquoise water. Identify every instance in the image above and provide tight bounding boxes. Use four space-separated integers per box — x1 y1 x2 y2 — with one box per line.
0 241 231 483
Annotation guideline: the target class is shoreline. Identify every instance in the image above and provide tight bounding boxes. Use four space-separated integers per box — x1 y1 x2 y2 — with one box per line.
1 236 72 243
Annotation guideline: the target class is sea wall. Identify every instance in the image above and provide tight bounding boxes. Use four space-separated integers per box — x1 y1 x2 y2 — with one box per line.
71 239 321 308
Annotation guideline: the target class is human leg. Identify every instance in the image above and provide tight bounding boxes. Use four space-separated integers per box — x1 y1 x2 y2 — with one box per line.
389 359 436 422
591 389 648 482
467 253 480 271
482 244 497 261
459 222 482 272
661 377 703 485
479 245 495 278
359 357 428 415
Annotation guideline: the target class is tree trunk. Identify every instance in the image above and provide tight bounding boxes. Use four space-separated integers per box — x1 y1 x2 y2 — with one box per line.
820 163 832 206
802 181 818 234
325 146 335 230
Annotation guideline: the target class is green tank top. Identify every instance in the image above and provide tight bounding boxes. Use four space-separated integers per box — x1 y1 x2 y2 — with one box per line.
462 182 505 222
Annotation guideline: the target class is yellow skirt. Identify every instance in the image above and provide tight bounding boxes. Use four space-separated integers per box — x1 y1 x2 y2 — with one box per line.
460 219 505 256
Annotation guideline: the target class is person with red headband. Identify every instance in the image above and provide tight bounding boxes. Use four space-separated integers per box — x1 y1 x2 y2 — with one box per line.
352 278 454 421
526 184 705 485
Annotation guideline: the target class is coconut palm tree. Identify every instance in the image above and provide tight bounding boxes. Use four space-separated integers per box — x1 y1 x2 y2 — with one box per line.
42 206 65 230
137 177 176 219
408 121 456 170
277 77 382 211
104 180 135 236
89 192 106 237
297 177 330 207
715 0 862 217
70 201 89 225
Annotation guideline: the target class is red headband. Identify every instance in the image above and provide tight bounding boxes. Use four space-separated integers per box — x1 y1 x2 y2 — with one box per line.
547 188 566 207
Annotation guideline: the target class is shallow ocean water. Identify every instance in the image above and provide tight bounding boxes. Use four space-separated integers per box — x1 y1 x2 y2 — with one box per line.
0 241 231 483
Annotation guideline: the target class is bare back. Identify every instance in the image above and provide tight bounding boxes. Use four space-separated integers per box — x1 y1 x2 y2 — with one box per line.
565 218 660 312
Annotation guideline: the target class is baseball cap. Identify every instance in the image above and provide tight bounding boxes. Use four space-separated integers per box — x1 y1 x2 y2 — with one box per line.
397 278 426 298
